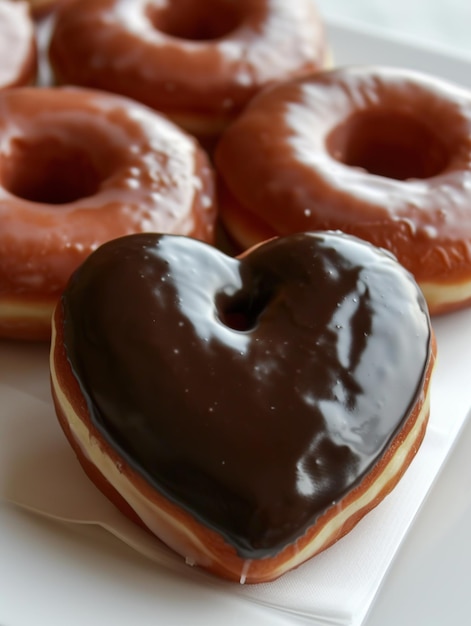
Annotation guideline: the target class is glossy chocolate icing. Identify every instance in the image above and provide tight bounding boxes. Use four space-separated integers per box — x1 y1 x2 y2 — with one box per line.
62 232 432 558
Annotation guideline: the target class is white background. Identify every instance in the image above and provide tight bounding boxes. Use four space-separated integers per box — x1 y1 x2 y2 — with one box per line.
317 0 471 59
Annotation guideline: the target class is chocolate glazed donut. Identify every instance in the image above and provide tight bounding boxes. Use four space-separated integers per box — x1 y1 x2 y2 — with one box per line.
50 231 436 583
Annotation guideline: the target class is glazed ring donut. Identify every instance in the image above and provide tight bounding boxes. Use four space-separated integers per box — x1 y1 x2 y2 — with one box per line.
48 0 327 140
0 0 37 89
0 86 216 341
50 231 436 583
215 66 471 315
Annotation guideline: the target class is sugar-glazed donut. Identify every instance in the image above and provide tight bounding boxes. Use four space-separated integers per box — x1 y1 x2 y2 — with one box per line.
215 66 471 315
48 0 328 139
0 86 216 340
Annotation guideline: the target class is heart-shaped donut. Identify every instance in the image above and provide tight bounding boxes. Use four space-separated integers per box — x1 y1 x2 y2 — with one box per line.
50 231 436 583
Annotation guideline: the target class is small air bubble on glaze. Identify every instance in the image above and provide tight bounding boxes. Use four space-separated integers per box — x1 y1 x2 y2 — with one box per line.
201 194 212 209
236 71 251 86
423 224 438 238
125 178 140 189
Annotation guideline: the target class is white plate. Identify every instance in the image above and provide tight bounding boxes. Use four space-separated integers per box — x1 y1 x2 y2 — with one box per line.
2 18 471 626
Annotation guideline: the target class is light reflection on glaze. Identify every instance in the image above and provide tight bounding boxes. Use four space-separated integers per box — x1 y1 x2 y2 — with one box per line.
49 0 327 120
215 66 471 283
155 237 252 354
0 87 215 297
62 231 432 558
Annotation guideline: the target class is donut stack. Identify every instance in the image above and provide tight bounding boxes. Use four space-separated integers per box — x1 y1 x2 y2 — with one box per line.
3 0 466 584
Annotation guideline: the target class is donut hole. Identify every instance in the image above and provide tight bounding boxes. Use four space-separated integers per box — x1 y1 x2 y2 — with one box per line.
217 289 273 332
327 110 450 180
1 136 111 204
220 308 256 331
148 0 244 41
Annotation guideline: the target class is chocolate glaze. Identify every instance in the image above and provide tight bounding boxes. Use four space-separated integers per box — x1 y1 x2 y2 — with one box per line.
62 232 432 558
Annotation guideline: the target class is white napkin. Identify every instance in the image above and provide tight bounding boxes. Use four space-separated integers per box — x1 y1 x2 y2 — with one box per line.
1 306 471 626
